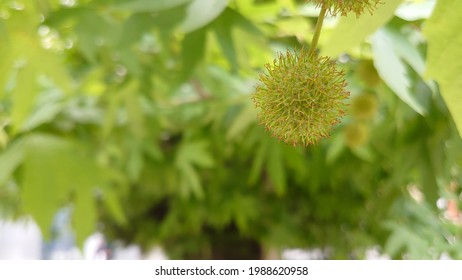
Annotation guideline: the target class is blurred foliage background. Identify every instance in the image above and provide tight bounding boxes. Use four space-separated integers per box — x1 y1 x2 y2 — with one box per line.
1 0 462 259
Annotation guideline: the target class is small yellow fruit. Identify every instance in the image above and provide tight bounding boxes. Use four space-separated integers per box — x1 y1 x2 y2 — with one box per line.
350 92 378 120
356 60 381 87
343 122 369 147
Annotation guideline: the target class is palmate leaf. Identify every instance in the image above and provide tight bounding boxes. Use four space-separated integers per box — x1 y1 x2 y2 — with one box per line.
212 10 238 72
384 223 429 259
371 28 427 115
381 25 425 76
247 135 287 195
73 188 97 247
102 189 127 226
14 134 114 243
2 10 71 133
424 0 462 137
179 0 228 33
175 140 215 198
21 135 78 240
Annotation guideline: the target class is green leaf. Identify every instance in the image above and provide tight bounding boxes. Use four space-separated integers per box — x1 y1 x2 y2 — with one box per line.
11 66 38 133
384 223 407 257
0 138 26 186
4 13 70 132
21 92 65 131
233 195 258 232
371 28 427 115
0 127 8 150
226 103 257 141
212 10 239 71
175 140 214 198
102 189 127 226
180 163 204 199
234 0 296 22
21 135 77 239
351 145 375 162
122 82 145 137
322 0 404 57
73 189 97 247
176 140 214 168
381 25 425 75
180 0 228 33
110 0 192 12
267 141 286 196
395 0 436 21
20 134 109 241
180 27 207 81
424 0 462 136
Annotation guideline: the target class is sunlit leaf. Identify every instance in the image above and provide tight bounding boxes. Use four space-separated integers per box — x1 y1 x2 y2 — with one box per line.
20 134 110 241
180 27 207 81
73 189 97 247
424 0 462 136
267 140 286 196
110 0 192 12
126 142 144 183
212 9 239 71
371 28 427 115
395 0 436 21
180 0 228 33
102 189 127 226
226 103 257 141
0 138 25 186
21 135 77 239
322 0 403 57
22 103 63 131
382 26 425 75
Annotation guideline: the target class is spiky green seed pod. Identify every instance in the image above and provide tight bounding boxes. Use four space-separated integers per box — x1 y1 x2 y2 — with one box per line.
253 49 349 146
310 0 382 17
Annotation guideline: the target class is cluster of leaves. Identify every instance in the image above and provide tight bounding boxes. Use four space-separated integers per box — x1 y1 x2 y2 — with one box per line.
1 0 462 259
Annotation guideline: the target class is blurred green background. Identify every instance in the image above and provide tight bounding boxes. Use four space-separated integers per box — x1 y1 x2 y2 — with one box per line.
1 0 462 259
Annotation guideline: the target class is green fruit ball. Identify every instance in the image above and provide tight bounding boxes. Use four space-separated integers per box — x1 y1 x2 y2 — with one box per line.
253 49 349 146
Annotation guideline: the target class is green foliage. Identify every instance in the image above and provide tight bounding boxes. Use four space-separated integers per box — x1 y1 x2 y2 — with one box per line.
0 0 462 259
311 0 382 17
424 0 462 137
322 0 404 56
371 26 427 115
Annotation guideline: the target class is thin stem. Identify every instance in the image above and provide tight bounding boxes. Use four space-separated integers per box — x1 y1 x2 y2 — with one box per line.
308 3 328 58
